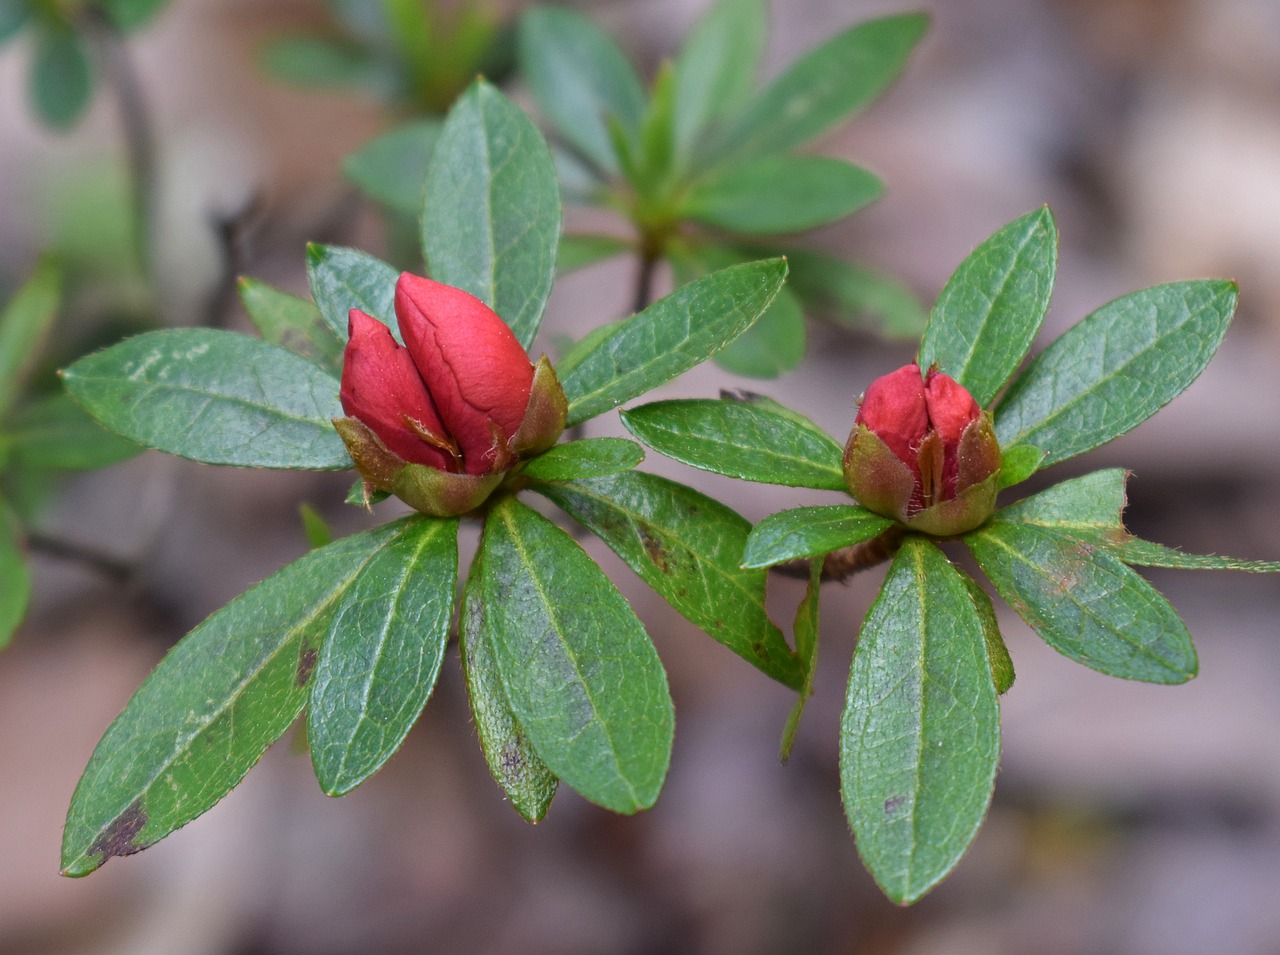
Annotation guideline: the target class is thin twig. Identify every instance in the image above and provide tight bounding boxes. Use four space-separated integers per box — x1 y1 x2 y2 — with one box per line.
632 251 658 315
770 524 906 582
26 531 135 584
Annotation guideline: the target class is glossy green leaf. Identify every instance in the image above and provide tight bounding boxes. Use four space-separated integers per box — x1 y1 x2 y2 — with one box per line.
713 12 928 160
966 520 1197 683
631 61 678 199
477 496 673 813
309 518 458 795
711 285 806 378
742 505 893 569
31 24 92 128
784 248 928 339
61 519 421 876
459 544 558 822
344 119 442 216
518 438 643 481
621 397 844 489
997 444 1045 489
673 0 766 164
555 234 630 274
6 393 140 470
958 571 1014 694
259 37 385 90
683 156 882 235
305 244 399 341
0 258 59 415
534 471 802 689
238 277 344 376
61 329 350 469
780 558 821 762
841 536 999 904
919 207 1058 407
518 6 645 175
422 80 561 349
559 258 787 425
0 501 29 649
994 281 1238 467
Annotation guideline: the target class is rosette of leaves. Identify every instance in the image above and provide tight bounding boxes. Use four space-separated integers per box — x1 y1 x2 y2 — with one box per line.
622 206 1280 902
57 80 805 877
0 0 167 127
0 260 141 646
517 0 931 377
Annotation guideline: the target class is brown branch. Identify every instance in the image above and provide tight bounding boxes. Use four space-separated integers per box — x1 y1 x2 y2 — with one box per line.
769 524 906 582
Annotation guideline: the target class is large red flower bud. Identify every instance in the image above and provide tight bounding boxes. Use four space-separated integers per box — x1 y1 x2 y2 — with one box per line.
843 362 1000 535
335 273 567 516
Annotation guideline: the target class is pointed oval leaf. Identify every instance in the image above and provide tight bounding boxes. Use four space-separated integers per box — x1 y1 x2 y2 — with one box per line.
61 519 423 877
6 393 140 470
0 258 59 415
957 572 1015 694
460 547 558 822
31 24 92 128
682 156 882 235
841 536 1000 904
784 248 928 340
61 329 350 469
966 520 1197 683
533 471 802 689
478 496 673 813
422 80 561 349
742 504 893 569
713 12 928 160
994 281 1238 467
518 6 645 175
780 558 821 762
309 518 459 796
343 119 442 216
711 285 806 378
919 207 1058 407
559 258 787 424
305 244 400 341
518 437 643 482
0 502 30 649
556 234 631 275
621 398 844 489
238 277 344 376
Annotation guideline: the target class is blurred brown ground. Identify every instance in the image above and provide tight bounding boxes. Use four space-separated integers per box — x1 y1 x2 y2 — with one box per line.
1 0 1279 952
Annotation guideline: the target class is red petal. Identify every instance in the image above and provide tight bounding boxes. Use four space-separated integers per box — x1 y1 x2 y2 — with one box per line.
855 363 928 470
395 273 534 475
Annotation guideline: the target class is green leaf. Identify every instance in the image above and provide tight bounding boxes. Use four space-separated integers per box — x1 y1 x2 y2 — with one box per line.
0 257 59 415
621 398 844 489
742 505 893 569
97 0 168 30
422 80 561 349
308 518 458 795
555 234 631 274
784 248 927 339
259 36 385 90
518 6 646 175
919 207 1058 407
683 156 882 235
343 119 442 216
673 0 766 165
30 23 92 128
958 571 1014 694
477 496 673 813
518 437 643 481
238 277 344 376
631 61 678 199
841 536 999 904
966 520 1197 683
61 329 351 470
298 503 332 549
0 0 32 44
780 557 820 762
305 244 400 341
459 543 558 822
61 519 423 876
534 471 802 689
560 258 787 424
713 12 928 160
6 393 140 470
711 285 805 378
0 500 30 649
997 444 1045 489
994 281 1238 467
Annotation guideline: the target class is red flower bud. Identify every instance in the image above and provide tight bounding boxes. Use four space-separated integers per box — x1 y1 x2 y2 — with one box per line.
336 273 567 516
844 362 1000 535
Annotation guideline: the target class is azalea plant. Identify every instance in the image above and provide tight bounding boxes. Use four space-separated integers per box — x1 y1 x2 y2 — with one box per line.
623 206 1280 901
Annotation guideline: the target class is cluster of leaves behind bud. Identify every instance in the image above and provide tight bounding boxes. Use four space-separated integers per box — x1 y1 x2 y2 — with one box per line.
45 63 1280 912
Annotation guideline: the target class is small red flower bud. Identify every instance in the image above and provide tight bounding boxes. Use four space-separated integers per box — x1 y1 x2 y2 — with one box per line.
844 362 1001 535
335 273 567 516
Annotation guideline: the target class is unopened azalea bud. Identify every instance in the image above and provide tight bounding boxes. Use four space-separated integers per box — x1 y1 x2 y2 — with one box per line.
335 273 567 516
843 362 1001 536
